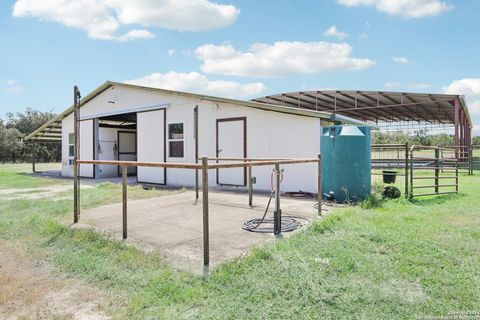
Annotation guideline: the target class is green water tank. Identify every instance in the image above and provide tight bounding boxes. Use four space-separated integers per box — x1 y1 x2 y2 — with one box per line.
321 126 371 202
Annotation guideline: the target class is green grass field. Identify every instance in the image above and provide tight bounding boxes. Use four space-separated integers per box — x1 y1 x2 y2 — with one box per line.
0 164 479 319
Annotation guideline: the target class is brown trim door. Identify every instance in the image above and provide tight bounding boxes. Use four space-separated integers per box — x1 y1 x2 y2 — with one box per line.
216 117 247 186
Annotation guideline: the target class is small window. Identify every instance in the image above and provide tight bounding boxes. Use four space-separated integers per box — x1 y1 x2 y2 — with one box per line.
68 133 74 157
168 123 184 158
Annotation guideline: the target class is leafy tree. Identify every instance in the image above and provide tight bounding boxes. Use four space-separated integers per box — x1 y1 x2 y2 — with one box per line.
0 108 60 163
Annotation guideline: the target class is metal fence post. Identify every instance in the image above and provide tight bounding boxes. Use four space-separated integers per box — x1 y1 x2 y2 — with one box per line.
455 159 459 193
469 145 473 175
317 154 322 217
434 148 440 194
194 106 199 199
122 165 128 240
409 148 414 199
73 85 80 223
202 157 210 270
248 165 253 207
274 163 282 236
404 143 409 198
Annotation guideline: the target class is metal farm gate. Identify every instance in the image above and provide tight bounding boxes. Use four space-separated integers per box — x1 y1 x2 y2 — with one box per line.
409 146 458 198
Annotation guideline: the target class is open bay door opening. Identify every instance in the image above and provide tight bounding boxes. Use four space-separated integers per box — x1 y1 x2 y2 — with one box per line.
118 131 137 176
137 109 166 184
216 117 247 186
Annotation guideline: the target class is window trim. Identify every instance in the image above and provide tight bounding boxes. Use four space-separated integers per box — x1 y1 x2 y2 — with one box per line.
68 133 74 158
167 122 185 158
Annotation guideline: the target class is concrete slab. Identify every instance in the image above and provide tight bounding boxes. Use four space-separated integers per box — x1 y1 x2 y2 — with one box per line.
80 191 333 273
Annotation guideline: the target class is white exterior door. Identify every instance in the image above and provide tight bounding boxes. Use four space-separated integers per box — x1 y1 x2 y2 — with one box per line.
216 117 246 186
137 110 165 184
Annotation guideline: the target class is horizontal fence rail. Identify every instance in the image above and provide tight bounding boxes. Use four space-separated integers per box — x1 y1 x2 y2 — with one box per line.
74 156 322 272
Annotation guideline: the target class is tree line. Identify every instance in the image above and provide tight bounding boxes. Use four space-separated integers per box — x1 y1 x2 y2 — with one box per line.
372 129 480 147
0 108 478 163
0 108 61 163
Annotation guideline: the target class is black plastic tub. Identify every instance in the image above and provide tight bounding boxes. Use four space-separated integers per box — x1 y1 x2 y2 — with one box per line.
382 170 397 184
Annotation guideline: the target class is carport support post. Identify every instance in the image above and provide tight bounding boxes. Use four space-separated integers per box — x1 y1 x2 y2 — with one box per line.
274 163 282 236
122 165 128 240
32 143 36 173
201 156 210 270
317 154 322 217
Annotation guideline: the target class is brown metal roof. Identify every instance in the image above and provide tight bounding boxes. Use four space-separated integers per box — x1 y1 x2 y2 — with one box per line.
252 90 472 128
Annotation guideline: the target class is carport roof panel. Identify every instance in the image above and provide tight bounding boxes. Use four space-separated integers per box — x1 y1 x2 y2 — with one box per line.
252 90 471 127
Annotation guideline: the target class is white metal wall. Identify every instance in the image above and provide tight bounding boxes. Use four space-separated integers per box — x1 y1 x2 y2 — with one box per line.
62 85 321 192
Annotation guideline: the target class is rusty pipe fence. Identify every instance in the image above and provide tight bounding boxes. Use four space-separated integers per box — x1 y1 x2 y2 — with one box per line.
442 145 473 175
472 145 480 174
75 156 321 271
408 145 458 198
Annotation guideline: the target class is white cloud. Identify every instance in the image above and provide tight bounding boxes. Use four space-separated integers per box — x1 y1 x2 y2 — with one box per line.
118 29 155 42
392 56 411 64
12 0 239 41
125 71 266 98
385 82 400 89
359 32 369 40
469 101 480 116
442 78 480 96
337 0 451 18
472 123 480 136
2 80 23 94
384 82 432 90
167 49 176 57
407 83 431 89
195 41 375 77
323 26 348 40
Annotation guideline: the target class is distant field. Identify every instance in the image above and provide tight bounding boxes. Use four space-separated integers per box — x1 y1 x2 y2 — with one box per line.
0 163 479 319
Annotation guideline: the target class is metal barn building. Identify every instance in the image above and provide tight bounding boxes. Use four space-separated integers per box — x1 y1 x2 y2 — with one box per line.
26 82 367 192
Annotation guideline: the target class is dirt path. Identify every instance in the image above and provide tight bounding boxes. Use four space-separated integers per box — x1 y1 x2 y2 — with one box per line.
0 240 113 320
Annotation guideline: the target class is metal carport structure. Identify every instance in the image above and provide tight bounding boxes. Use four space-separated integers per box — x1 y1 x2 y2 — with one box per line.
253 90 472 148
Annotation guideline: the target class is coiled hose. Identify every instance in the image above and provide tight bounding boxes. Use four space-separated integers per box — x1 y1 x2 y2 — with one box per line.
242 170 305 233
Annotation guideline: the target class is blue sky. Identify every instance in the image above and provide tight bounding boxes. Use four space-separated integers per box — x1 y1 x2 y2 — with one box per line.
1 0 479 134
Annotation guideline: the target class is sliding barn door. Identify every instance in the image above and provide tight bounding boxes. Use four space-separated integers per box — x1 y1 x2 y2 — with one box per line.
137 110 165 184
79 119 94 178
